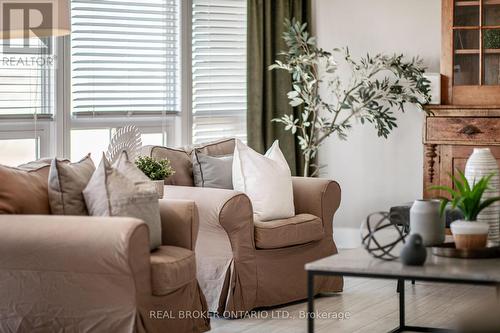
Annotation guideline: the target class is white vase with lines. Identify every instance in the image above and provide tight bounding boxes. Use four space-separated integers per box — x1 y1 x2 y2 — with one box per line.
465 148 500 245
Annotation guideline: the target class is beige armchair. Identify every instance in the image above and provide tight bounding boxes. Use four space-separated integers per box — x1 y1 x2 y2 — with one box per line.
0 199 210 333
142 139 343 315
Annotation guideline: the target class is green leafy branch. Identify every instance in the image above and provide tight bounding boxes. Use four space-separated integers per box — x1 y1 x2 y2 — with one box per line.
269 19 431 176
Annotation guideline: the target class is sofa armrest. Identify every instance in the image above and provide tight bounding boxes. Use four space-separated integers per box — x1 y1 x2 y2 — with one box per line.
164 186 255 248
292 177 341 235
159 198 199 250
0 215 151 330
0 215 151 289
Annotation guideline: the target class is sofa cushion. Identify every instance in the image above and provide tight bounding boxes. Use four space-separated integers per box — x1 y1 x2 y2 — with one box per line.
48 154 95 215
254 213 324 249
194 138 235 156
83 155 162 250
192 151 233 189
233 140 295 221
0 162 51 214
150 245 197 296
140 146 194 186
140 139 235 188
114 150 151 183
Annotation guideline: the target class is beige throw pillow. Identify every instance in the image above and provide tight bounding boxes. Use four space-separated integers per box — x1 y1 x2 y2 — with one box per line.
83 154 162 250
113 150 150 183
48 154 95 215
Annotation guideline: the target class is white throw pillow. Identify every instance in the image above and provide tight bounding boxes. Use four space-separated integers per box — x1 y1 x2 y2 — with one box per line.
232 140 294 221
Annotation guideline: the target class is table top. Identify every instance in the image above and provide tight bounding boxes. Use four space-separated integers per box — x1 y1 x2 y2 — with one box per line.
306 247 500 285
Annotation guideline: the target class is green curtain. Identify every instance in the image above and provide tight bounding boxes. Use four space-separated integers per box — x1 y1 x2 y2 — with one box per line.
247 0 312 177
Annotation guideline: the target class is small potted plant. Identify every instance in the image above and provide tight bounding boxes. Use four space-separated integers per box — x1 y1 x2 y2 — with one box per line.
135 156 175 198
431 171 500 249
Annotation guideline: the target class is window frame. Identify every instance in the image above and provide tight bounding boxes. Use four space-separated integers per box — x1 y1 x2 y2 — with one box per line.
0 0 245 163
0 115 52 159
0 35 56 161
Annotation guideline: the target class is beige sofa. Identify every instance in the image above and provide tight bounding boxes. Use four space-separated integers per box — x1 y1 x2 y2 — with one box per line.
0 197 210 332
141 139 343 315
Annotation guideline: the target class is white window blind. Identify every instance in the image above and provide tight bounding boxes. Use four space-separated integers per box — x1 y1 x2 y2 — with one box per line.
0 39 54 116
71 0 179 116
192 0 247 143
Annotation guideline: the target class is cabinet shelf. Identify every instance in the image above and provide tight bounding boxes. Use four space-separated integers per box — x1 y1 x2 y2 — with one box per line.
455 0 500 6
455 1 478 6
453 25 500 29
455 48 500 54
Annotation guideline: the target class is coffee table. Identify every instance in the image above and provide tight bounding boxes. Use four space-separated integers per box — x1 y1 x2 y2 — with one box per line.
305 247 500 333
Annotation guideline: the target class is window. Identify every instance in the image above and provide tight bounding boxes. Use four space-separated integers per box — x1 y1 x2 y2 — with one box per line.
0 38 54 115
70 0 179 116
191 0 247 143
0 138 38 166
69 0 180 159
0 0 248 165
0 38 55 166
70 127 169 161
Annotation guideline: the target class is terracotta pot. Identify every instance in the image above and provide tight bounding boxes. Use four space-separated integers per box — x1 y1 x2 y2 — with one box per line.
450 220 489 249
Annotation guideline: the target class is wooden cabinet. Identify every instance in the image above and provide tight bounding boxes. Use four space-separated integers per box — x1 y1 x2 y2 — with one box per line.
423 106 500 198
441 0 500 105
423 1 500 198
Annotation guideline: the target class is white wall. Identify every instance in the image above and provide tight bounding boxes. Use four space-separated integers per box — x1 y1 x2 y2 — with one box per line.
313 0 441 228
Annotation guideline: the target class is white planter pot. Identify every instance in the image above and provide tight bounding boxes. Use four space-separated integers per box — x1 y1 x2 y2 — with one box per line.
410 199 445 246
450 220 489 249
153 180 164 198
464 148 500 244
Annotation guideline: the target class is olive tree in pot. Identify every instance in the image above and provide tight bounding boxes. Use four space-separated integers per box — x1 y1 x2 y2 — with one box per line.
431 171 500 249
135 156 175 198
270 19 431 177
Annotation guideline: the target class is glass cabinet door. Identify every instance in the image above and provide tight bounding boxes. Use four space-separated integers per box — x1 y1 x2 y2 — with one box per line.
453 0 500 86
483 1 500 85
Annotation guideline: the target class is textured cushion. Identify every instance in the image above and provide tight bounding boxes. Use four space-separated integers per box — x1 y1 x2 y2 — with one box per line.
17 158 53 170
233 140 295 221
150 245 196 296
83 155 162 250
140 139 236 188
0 162 51 214
141 146 194 186
194 138 235 156
48 154 95 215
192 151 233 189
113 150 150 183
254 214 324 249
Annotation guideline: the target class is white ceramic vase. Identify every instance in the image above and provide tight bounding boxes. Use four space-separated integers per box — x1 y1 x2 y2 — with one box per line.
410 199 445 246
464 148 500 244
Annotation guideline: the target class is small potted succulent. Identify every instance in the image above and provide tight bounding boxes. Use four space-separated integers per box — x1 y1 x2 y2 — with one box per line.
135 156 175 198
431 171 500 249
